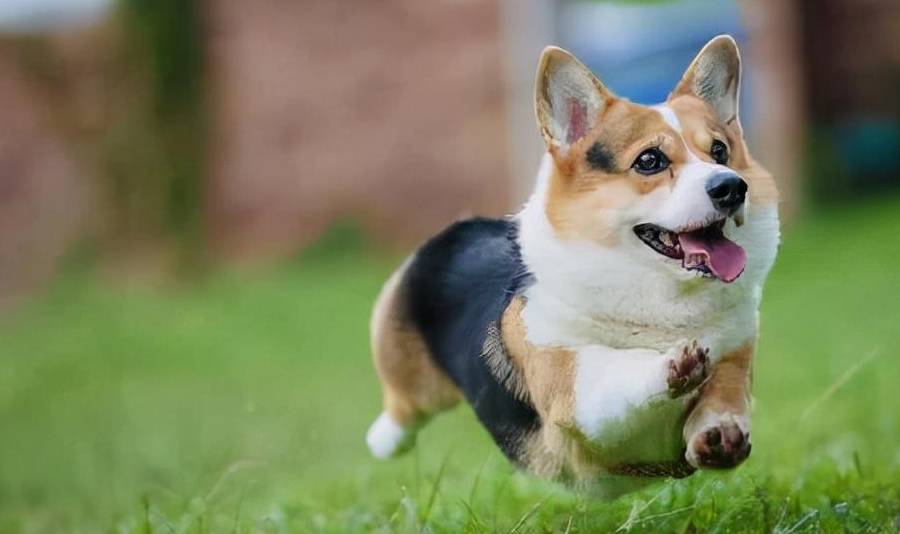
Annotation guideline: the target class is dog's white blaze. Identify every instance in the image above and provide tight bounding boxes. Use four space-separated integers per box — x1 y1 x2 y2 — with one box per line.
652 103 682 133
651 160 721 231
573 345 670 438
648 102 729 231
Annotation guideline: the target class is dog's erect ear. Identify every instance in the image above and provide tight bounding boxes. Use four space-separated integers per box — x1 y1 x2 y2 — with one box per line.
535 46 614 151
672 35 742 124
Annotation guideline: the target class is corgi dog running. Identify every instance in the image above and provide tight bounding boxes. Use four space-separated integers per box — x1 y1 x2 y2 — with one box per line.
366 35 779 493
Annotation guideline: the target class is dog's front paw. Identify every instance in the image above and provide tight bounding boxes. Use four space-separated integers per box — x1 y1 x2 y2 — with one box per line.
667 341 709 398
686 415 750 469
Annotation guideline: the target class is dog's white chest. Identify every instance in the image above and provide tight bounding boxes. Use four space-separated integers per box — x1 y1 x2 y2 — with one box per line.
571 345 688 463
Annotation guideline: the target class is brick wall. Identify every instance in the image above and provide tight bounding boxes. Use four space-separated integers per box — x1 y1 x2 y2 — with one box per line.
205 0 510 260
0 48 84 308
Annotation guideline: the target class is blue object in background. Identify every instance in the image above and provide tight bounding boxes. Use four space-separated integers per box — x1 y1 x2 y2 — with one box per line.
829 120 900 175
556 0 751 120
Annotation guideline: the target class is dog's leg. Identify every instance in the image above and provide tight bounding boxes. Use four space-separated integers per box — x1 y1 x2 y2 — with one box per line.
683 343 753 469
514 341 708 479
502 299 710 475
569 341 709 441
366 262 461 459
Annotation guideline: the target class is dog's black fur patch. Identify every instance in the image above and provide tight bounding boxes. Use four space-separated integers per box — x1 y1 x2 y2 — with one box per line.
586 141 616 172
401 217 536 461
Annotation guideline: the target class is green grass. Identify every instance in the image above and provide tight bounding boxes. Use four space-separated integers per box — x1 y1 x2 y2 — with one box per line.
1 200 899 533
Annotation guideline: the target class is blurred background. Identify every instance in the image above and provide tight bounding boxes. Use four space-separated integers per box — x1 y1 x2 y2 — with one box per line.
0 0 898 532
0 0 897 301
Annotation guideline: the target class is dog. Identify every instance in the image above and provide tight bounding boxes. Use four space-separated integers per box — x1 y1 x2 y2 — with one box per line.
365 35 779 492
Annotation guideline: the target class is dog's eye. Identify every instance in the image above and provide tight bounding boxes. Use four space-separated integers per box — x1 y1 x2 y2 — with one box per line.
711 139 729 165
632 148 669 175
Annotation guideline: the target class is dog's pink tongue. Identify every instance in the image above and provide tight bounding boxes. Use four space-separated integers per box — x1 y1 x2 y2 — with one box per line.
678 230 746 283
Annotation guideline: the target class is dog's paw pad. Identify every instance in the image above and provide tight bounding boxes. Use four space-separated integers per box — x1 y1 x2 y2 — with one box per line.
667 341 709 398
689 419 750 469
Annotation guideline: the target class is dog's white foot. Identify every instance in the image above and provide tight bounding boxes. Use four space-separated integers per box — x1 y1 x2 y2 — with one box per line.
366 412 416 459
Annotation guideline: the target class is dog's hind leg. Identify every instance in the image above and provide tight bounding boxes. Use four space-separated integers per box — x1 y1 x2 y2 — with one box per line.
366 260 461 459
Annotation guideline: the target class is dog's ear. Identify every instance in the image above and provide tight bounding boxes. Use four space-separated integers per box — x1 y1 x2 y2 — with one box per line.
535 46 614 152
672 35 741 124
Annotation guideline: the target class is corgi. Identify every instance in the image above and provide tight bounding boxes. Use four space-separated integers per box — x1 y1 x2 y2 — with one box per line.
366 35 779 493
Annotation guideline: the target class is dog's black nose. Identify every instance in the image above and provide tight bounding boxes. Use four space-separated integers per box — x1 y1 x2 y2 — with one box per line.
706 172 748 213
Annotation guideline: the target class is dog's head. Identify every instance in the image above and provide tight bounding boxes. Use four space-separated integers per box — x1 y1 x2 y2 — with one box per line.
533 36 778 284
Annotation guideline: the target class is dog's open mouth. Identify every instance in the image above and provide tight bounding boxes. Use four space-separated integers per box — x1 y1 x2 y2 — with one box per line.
633 220 746 283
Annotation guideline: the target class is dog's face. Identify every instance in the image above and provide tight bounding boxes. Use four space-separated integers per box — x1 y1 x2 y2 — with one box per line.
534 36 778 284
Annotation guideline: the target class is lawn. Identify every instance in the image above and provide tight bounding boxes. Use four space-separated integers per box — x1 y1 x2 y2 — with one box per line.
1 199 899 533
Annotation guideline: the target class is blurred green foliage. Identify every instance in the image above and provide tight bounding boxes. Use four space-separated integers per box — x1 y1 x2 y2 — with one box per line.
13 0 210 270
1 195 899 531
118 0 207 268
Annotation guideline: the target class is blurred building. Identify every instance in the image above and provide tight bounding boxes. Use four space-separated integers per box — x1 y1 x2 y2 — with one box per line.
0 0 897 305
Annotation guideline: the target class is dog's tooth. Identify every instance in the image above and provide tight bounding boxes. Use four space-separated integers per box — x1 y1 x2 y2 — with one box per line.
734 211 745 227
660 232 673 248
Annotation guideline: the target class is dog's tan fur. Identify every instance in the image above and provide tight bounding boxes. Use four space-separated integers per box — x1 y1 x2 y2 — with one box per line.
684 343 753 437
370 264 461 427
499 297 576 476
545 102 677 245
